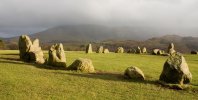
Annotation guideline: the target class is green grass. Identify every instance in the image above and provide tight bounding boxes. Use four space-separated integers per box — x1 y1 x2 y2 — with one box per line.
0 50 198 100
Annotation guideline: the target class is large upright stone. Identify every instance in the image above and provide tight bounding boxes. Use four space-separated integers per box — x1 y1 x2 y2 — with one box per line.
68 58 95 73
159 52 192 85
116 47 124 53
97 46 103 53
19 35 32 59
168 43 176 54
18 35 45 64
48 43 66 68
86 44 92 53
29 39 45 64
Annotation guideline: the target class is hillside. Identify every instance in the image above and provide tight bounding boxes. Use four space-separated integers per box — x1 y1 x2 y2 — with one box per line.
2 25 198 53
29 25 161 42
100 35 198 53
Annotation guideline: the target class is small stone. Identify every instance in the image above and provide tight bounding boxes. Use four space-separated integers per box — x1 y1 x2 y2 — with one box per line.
115 47 124 53
136 46 142 54
97 46 103 53
68 58 95 73
124 66 145 80
103 48 110 53
86 44 93 53
142 47 147 54
168 43 176 54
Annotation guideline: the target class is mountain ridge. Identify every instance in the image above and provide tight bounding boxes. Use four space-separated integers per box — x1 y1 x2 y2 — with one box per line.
2 25 198 53
29 25 163 42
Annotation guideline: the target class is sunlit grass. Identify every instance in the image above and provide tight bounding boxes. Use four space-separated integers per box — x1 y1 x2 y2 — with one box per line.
0 50 197 99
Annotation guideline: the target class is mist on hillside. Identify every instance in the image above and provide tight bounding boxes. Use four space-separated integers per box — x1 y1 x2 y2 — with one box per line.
0 0 198 38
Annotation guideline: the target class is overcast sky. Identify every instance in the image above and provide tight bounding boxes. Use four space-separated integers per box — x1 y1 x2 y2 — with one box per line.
0 0 198 37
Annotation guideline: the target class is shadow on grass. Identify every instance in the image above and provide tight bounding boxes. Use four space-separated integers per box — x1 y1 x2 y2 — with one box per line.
0 57 21 61
54 71 158 85
191 83 198 86
0 56 158 85
0 57 66 70
0 54 19 56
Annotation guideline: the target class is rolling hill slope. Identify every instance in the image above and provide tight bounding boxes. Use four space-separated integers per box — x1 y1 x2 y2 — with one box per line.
30 25 160 42
2 25 198 53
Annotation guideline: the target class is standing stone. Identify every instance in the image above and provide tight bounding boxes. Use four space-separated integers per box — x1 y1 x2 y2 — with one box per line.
142 47 147 54
29 39 45 64
124 66 145 80
18 35 45 64
168 43 176 54
191 50 198 54
103 48 110 53
48 43 66 68
86 44 92 53
136 46 142 54
159 52 192 85
19 35 32 60
116 47 124 53
68 58 95 73
97 46 103 53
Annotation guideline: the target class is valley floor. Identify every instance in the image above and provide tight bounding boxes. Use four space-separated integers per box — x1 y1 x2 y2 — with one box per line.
0 50 198 100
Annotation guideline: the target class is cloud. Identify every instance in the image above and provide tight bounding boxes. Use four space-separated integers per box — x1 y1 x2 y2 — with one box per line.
0 0 198 37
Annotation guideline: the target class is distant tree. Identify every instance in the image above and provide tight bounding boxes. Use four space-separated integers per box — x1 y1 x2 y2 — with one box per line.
6 43 18 50
0 40 4 49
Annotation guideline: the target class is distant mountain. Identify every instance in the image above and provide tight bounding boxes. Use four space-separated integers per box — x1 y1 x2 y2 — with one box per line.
28 25 161 42
3 25 198 53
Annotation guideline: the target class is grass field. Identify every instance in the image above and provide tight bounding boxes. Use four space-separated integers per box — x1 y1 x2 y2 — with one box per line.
0 50 198 100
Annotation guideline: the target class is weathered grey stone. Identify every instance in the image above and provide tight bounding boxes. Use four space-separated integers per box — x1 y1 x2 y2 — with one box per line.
86 44 92 53
103 48 109 53
168 43 176 54
152 49 164 55
157 50 165 55
68 58 95 73
152 49 160 55
159 52 192 85
191 50 198 54
97 46 103 53
142 47 147 54
115 47 124 53
124 66 145 80
29 39 45 64
19 35 32 60
48 43 66 68
18 35 45 64
136 46 142 54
